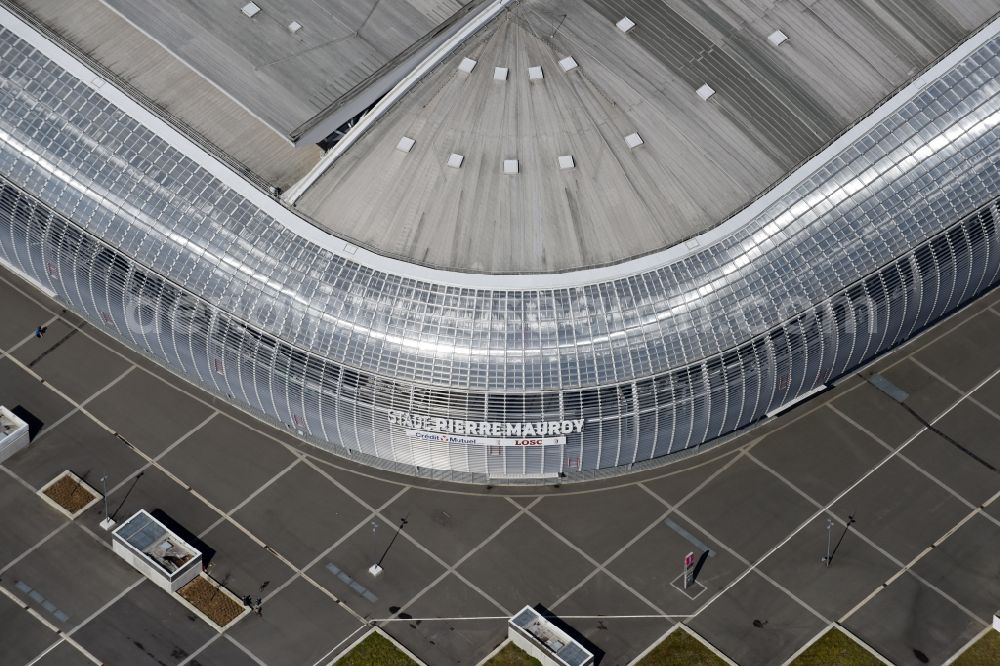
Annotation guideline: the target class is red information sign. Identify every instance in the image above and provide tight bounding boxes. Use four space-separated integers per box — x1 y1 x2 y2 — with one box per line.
684 552 695 568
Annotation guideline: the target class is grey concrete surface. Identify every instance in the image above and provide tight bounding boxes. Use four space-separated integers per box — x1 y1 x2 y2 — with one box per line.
11 321 131 404
227 577 362 666
0 593 59 665
231 463 369 570
74 580 217 666
759 514 900 620
1 522 139 625
687 571 827 666
161 416 297 513
0 264 999 665
831 457 970 563
912 514 1000 619
85 369 214 457
677 456 816 562
458 513 594 612
844 572 984 666
307 514 446 619
6 411 145 492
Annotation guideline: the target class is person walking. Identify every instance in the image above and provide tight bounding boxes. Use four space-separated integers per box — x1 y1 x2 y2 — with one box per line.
33 325 47 338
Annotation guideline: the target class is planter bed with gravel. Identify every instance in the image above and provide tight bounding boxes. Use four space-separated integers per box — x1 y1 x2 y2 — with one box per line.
38 471 101 518
177 575 246 628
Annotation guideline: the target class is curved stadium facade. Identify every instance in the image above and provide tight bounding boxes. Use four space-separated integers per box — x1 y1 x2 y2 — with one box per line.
1 7 999 482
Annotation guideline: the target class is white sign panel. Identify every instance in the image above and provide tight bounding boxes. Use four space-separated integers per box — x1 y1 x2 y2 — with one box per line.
407 430 565 447
388 410 583 438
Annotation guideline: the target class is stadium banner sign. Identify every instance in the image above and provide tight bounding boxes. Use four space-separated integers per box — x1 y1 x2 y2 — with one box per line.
406 430 565 447
388 410 583 438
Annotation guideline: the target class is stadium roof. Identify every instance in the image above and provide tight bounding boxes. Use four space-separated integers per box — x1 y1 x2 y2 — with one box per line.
101 0 481 143
293 0 997 273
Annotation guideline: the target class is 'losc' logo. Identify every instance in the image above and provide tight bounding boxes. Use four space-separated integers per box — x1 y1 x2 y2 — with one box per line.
514 439 544 446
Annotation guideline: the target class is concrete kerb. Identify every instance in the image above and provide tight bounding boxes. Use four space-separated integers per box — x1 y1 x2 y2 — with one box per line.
628 623 737 666
330 626 428 665
475 637 511 666
36 470 102 520
171 572 250 633
943 625 995 665
781 623 892 666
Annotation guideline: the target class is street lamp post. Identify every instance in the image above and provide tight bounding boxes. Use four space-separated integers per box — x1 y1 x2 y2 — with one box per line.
821 518 833 567
99 474 115 530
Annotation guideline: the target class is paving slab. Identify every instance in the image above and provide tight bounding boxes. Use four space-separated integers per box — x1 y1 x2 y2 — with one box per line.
688 570 826 665
531 485 665 563
384 489 518 565
0 285 51 351
307 514 446 619
2 522 139 627
0 592 59 666
641 449 741 507
200 519 295 601
904 430 1000 506
831 457 970 563
844 572 983 666
228 577 363 666
393 619 505 666
458 513 593 613
74 580 216 666
384 573 506 666
830 381 923 447
986 498 1000 522
555 570 658 617
187 636 258 666
0 357 74 435
0 477 68 569
86 369 213 456
81 466 221 539
12 321 132 404
31 639 95 666
971 372 1000 414
160 415 297 512
866 358 963 422
314 461 408 510
759 514 899 620
912 514 1000 619
570 617 670 666
607 514 745 615
751 406 888 505
233 462 369 569
676 456 816 562
5 411 145 492
913 311 1000 392
928 399 1000 471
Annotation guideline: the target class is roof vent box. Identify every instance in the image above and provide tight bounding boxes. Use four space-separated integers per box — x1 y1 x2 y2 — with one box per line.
559 57 578 72
241 3 261 18
396 136 415 153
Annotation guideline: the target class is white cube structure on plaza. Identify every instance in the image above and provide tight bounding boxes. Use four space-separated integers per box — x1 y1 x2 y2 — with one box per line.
509 606 594 666
112 510 202 593
0 406 29 464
